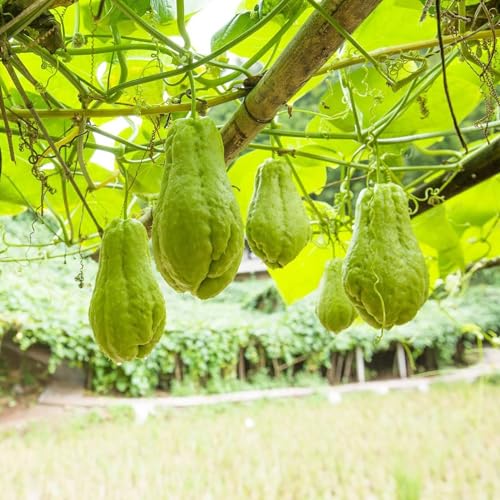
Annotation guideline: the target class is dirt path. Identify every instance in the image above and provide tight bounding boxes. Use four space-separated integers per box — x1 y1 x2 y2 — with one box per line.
2 350 500 430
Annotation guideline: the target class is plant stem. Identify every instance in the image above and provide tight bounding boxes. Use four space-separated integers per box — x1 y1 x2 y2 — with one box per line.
108 24 128 101
176 0 196 118
340 70 363 141
435 0 468 151
376 122 500 144
76 119 96 191
15 33 95 98
112 0 186 55
315 29 500 75
108 0 291 95
248 143 368 169
305 0 395 86
0 245 100 263
0 0 56 38
1 45 103 236
262 128 358 140
3 89 247 120
261 122 500 143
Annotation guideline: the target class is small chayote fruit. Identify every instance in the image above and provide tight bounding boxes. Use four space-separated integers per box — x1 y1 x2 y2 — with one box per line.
316 258 357 333
89 218 166 363
246 158 311 268
152 117 244 299
342 182 429 329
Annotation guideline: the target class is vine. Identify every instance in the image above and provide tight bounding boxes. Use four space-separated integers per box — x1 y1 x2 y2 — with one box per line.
0 0 497 279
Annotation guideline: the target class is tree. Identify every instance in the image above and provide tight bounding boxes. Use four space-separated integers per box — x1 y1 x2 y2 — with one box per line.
0 0 499 303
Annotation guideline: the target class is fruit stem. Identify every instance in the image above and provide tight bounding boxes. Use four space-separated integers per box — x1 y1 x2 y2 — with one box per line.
176 0 197 118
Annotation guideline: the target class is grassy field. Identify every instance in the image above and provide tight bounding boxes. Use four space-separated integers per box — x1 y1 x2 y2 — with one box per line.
1 382 499 499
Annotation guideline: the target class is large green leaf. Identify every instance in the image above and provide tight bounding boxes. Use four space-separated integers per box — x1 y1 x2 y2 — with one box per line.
269 242 330 304
211 12 258 53
150 0 174 23
57 186 133 246
385 59 484 137
126 157 164 194
413 205 462 252
349 0 435 51
228 150 266 222
0 140 44 214
224 7 311 62
446 175 500 231
412 175 500 278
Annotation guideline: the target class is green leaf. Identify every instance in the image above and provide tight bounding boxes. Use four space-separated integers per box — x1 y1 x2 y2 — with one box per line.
294 162 327 196
269 242 330 304
305 117 360 161
66 187 130 243
105 0 151 26
292 143 341 168
349 0 435 51
150 0 174 23
225 7 311 62
0 146 43 214
460 217 500 264
385 59 484 137
446 175 500 232
412 175 500 279
319 68 402 133
126 157 164 194
228 150 267 221
412 206 467 279
258 0 306 23
413 205 461 252
211 12 258 52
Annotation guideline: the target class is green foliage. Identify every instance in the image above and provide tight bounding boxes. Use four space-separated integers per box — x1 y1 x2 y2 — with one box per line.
211 12 258 52
1 240 498 396
0 1 498 369
242 282 285 313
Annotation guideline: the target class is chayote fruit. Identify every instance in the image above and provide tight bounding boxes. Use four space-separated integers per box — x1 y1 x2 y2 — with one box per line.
316 258 356 333
246 158 311 268
152 117 244 299
342 182 429 329
89 218 166 363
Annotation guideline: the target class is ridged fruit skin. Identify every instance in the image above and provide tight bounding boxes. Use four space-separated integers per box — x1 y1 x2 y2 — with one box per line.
342 182 429 329
316 258 356 333
89 218 166 363
152 117 244 299
246 158 311 268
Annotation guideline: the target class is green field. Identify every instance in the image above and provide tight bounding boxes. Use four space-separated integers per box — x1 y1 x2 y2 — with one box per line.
1 382 499 499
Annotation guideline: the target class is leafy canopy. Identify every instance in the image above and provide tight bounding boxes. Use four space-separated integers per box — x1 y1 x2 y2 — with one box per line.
0 0 498 302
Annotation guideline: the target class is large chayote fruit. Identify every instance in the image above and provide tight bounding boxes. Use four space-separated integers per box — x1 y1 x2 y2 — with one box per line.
316 258 356 333
246 158 311 268
89 218 166 363
152 117 244 299
343 182 429 329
